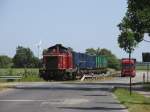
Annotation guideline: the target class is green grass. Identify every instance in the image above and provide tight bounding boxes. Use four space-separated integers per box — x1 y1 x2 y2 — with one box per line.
136 65 148 70
114 88 150 112
0 68 44 82
143 83 150 91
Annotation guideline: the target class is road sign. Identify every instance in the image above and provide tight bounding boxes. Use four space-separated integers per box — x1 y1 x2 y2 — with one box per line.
142 52 150 83
142 53 150 62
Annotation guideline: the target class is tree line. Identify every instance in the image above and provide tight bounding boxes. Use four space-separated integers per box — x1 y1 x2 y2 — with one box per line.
0 46 120 70
0 46 41 68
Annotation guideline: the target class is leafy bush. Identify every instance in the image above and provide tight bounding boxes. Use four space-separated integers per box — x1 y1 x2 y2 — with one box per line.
0 55 12 68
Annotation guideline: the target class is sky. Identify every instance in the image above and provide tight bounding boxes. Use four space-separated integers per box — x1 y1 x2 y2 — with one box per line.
0 0 149 61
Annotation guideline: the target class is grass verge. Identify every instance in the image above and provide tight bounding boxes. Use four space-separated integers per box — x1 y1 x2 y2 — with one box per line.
0 84 9 91
0 68 44 82
143 83 150 91
114 88 150 112
0 86 5 91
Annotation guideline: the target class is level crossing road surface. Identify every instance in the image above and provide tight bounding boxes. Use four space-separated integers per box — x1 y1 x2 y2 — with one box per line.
0 71 144 112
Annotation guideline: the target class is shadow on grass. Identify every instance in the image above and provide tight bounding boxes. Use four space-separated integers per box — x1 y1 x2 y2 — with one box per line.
95 101 121 104
121 101 150 105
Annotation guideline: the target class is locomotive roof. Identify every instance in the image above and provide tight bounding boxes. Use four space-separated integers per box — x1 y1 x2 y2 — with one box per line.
48 44 68 50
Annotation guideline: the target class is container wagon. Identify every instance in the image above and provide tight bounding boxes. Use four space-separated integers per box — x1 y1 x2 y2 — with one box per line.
72 52 107 77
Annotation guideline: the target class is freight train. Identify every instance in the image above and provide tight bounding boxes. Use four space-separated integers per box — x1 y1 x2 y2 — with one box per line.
39 44 108 80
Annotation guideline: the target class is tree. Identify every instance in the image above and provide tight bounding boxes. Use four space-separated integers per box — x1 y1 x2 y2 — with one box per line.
13 46 40 68
128 0 150 36
118 0 150 43
118 31 138 56
0 55 12 68
99 48 111 56
31 57 42 68
99 49 120 70
85 48 101 55
95 48 101 55
117 2 143 94
125 0 150 94
85 48 97 55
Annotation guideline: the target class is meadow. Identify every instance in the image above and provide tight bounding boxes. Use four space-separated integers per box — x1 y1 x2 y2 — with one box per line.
0 68 44 82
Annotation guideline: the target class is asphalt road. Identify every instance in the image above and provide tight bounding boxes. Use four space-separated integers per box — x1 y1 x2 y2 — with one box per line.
0 71 145 112
102 70 144 82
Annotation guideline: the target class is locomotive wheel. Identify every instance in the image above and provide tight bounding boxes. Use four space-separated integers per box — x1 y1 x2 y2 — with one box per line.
42 72 50 81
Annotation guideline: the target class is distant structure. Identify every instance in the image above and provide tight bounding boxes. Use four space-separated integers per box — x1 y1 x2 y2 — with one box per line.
36 41 42 59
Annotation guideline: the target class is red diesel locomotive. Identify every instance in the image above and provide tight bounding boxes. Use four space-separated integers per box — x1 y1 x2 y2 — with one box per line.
39 44 75 80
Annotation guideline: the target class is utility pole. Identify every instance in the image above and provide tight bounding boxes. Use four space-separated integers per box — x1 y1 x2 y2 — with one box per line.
128 40 132 95
129 51 132 95
37 41 42 59
37 44 40 59
147 63 149 83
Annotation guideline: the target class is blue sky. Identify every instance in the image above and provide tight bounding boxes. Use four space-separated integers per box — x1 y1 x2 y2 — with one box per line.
0 0 149 61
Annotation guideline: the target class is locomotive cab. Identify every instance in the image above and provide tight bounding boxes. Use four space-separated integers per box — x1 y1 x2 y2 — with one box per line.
39 44 74 80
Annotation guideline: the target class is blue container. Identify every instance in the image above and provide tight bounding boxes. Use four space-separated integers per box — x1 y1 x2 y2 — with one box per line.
72 52 79 67
85 55 96 69
72 52 96 69
78 53 87 69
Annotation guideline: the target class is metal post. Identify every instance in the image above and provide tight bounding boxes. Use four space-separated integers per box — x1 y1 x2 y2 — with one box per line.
37 45 40 59
147 63 149 83
143 73 145 84
148 63 149 82
129 72 132 95
129 52 132 95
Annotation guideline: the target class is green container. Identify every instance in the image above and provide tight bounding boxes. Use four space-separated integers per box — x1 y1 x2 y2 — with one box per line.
95 56 107 68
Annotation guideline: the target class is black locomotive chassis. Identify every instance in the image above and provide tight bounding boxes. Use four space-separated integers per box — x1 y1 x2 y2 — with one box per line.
39 68 76 81
39 68 107 81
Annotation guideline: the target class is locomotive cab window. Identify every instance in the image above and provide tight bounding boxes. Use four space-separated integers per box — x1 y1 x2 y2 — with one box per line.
122 64 135 69
45 56 58 69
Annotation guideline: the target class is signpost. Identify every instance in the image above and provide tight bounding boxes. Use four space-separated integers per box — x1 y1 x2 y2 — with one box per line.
147 64 149 82
142 53 150 83
121 58 136 95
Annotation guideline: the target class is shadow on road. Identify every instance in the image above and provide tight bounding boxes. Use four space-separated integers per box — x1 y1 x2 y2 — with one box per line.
83 94 108 96
13 82 147 92
14 86 113 92
58 106 127 111
63 82 130 86
95 101 121 104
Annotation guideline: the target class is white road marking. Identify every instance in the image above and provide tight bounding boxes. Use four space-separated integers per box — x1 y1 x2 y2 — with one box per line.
41 99 89 105
0 99 89 104
0 99 46 102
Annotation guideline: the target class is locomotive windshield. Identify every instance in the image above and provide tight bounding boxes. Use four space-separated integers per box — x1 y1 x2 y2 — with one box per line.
44 56 58 69
122 64 135 69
